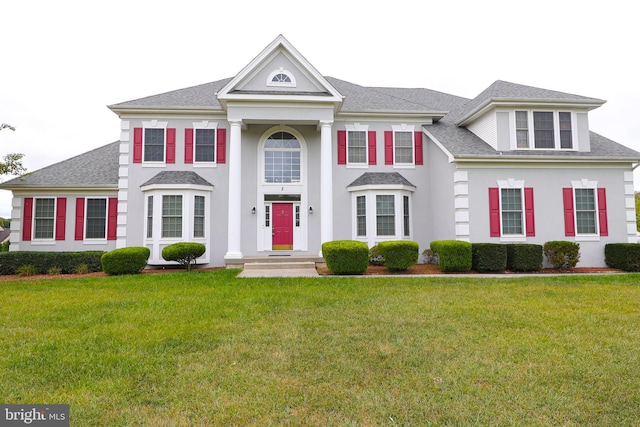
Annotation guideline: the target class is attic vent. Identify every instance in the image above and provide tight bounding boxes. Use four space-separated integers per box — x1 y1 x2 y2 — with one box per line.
267 68 296 87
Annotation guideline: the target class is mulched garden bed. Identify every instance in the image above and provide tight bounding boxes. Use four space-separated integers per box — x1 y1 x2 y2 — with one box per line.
315 263 623 275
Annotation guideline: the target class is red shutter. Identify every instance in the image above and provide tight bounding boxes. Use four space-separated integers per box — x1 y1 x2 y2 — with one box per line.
598 188 608 236
75 198 85 240
217 128 226 164
184 128 194 164
524 187 535 236
166 128 176 164
384 131 393 165
133 128 143 163
337 130 347 165
414 131 424 165
22 197 33 241
55 198 66 241
107 197 118 240
489 188 501 237
563 188 575 237
368 131 377 165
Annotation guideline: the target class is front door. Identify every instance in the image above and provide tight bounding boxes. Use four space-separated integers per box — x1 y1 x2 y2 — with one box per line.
272 203 293 250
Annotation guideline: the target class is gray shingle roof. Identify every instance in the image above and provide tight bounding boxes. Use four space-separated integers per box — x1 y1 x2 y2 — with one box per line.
0 141 120 188
141 171 213 188
348 172 415 188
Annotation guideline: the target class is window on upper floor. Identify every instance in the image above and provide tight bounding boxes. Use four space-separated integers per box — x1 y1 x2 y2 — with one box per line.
383 127 423 166
264 131 301 183
394 131 414 164
133 122 176 164
348 131 367 164
144 128 165 162
195 129 216 162
266 68 296 87
515 110 574 150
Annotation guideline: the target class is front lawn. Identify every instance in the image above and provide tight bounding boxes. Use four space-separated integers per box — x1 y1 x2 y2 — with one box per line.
1 271 639 425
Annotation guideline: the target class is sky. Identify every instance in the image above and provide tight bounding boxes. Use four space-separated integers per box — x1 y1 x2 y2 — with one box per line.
1 0 638 218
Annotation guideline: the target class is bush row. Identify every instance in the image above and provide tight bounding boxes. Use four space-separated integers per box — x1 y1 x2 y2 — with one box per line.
605 243 640 272
323 240 419 274
430 240 543 272
0 251 105 275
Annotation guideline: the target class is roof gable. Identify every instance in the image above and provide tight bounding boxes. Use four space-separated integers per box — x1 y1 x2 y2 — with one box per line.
216 35 343 106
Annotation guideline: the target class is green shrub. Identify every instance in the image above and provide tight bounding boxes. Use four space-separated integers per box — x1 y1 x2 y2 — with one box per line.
544 241 580 269
605 243 640 272
369 245 385 266
472 243 507 272
101 247 150 275
74 264 89 275
16 265 37 277
322 240 369 275
0 240 9 252
506 244 542 272
162 242 206 271
430 240 472 272
377 240 419 271
0 251 104 275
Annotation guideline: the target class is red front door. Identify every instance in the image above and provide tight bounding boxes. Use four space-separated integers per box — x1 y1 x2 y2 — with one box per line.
272 203 293 250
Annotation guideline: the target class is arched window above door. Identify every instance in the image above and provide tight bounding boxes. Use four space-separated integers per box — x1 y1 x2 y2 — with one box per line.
264 131 301 184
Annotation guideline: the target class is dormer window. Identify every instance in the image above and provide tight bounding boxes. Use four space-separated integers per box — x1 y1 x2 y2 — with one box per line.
514 110 574 150
266 68 296 87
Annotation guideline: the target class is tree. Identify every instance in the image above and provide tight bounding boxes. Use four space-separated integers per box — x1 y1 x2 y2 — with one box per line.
0 124 26 177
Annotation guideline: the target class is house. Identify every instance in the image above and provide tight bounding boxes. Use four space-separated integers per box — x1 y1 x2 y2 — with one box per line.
2 35 639 268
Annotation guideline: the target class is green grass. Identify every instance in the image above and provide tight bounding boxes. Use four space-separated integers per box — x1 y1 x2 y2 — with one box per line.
1 271 640 426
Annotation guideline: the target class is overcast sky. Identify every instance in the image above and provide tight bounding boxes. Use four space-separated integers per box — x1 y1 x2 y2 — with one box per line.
1 0 638 218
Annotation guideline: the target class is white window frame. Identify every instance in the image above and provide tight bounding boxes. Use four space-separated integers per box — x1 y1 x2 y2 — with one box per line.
497 179 526 242
511 110 576 151
32 197 56 241
84 197 108 241
349 187 414 247
345 123 369 167
571 179 600 241
192 121 218 166
142 120 168 165
266 68 296 88
392 124 415 167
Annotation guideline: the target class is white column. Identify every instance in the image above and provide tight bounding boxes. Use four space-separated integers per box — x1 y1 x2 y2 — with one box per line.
225 120 243 259
320 121 334 255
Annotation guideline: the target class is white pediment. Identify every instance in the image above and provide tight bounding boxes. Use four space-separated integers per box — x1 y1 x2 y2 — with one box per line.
217 35 343 106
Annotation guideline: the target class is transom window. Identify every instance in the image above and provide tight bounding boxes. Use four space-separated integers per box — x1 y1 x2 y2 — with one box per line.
195 129 215 162
264 132 301 183
86 198 107 239
515 111 573 150
266 69 296 87
34 198 55 239
348 131 367 164
144 128 165 162
272 73 291 83
394 131 414 164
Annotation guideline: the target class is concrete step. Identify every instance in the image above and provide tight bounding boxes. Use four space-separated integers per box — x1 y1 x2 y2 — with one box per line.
243 261 316 271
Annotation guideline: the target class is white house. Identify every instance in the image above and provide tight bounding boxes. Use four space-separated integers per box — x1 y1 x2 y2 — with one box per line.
3 35 639 267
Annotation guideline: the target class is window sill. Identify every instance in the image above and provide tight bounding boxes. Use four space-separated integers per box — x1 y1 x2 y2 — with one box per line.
193 163 217 168
30 241 56 245
393 164 415 170
574 235 601 242
500 235 527 242
141 163 167 168
82 240 109 245
346 164 368 169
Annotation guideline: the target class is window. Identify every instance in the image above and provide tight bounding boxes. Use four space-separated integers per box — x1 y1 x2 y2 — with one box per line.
264 132 301 183
265 205 270 227
272 73 291 83
144 128 165 162
514 111 573 150
194 195 205 238
147 196 153 238
394 131 414 164
162 195 182 238
575 189 596 234
34 198 55 239
403 196 410 237
515 111 529 148
376 195 395 236
356 195 366 237
266 69 296 87
559 112 572 149
85 198 107 239
195 129 216 162
501 189 523 235
348 131 367 164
